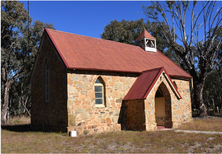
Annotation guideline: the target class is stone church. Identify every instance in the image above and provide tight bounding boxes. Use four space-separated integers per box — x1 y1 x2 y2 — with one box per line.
31 28 193 135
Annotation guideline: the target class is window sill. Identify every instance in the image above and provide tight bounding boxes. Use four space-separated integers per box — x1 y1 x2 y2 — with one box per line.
95 105 106 108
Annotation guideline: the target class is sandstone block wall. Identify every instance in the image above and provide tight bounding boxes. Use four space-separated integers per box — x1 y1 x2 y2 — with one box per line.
67 71 137 135
31 34 68 132
171 78 193 126
121 99 145 131
144 73 192 131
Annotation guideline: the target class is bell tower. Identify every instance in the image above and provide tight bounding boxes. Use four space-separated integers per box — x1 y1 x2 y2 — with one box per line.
136 29 157 52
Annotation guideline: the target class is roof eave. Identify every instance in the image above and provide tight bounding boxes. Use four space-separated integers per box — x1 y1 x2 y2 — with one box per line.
68 67 142 74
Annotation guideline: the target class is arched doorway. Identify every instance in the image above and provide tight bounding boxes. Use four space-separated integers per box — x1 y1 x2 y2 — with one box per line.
155 82 172 128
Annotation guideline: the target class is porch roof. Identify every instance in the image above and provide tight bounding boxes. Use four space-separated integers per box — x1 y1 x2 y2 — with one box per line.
123 67 182 100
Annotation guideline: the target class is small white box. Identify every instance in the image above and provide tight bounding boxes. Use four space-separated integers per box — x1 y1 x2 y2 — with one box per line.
69 131 77 137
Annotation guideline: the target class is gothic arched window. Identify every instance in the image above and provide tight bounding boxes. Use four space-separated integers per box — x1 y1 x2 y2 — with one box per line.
94 77 105 107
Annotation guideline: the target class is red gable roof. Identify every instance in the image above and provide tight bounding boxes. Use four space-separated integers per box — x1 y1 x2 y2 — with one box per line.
123 67 182 100
45 28 192 79
135 29 156 41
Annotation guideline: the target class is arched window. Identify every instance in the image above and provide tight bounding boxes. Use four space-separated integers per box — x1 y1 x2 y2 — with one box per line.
94 77 105 107
45 60 49 102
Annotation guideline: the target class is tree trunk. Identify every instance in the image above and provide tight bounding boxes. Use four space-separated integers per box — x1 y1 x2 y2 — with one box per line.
1 83 10 124
22 96 31 117
193 80 207 117
212 98 215 114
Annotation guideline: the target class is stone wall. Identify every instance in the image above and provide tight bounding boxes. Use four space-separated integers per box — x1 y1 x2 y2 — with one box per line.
144 73 192 131
171 78 193 127
67 71 137 135
31 34 68 132
67 71 192 134
120 99 145 131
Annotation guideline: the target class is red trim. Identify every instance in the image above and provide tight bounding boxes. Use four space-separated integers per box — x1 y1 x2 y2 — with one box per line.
45 28 70 68
170 75 193 79
163 68 182 99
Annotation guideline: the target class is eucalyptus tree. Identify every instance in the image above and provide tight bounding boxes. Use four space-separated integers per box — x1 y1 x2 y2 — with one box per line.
1 1 54 123
142 1 222 117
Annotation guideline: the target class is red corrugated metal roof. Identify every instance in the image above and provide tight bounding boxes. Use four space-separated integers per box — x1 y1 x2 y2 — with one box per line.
45 28 192 79
135 29 156 41
123 67 182 100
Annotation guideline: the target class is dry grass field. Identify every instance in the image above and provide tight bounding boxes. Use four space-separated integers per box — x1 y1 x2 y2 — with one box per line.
178 117 222 132
8 116 31 125
1 116 222 153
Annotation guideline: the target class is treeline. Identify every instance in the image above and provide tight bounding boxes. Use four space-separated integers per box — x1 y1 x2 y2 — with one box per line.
1 1 55 123
203 68 222 114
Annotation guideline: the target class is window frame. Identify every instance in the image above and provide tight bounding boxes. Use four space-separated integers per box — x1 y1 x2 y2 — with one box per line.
94 78 105 107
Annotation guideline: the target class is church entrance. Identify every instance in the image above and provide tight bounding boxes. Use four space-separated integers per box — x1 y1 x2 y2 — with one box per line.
155 82 172 128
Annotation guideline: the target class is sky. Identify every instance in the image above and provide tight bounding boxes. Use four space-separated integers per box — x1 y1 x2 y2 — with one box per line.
21 1 152 39
20 1 222 43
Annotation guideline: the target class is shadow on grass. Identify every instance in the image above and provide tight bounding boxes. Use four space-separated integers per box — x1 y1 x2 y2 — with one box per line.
1 124 67 135
1 124 32 132
192 110 222 118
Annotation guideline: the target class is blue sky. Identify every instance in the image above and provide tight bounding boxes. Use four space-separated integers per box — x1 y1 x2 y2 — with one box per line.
20 1 221 43
21 1 152 38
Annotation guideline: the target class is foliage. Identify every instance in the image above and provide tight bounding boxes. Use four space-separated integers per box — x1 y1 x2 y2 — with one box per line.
204 70 221 108
203 33 222 113
1 1 55 122
142 1 222 117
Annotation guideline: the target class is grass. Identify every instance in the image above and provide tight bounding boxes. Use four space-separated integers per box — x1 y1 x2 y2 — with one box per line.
1 116 222 153
178 117 222 132
1 129 222 153
8 116 31 125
